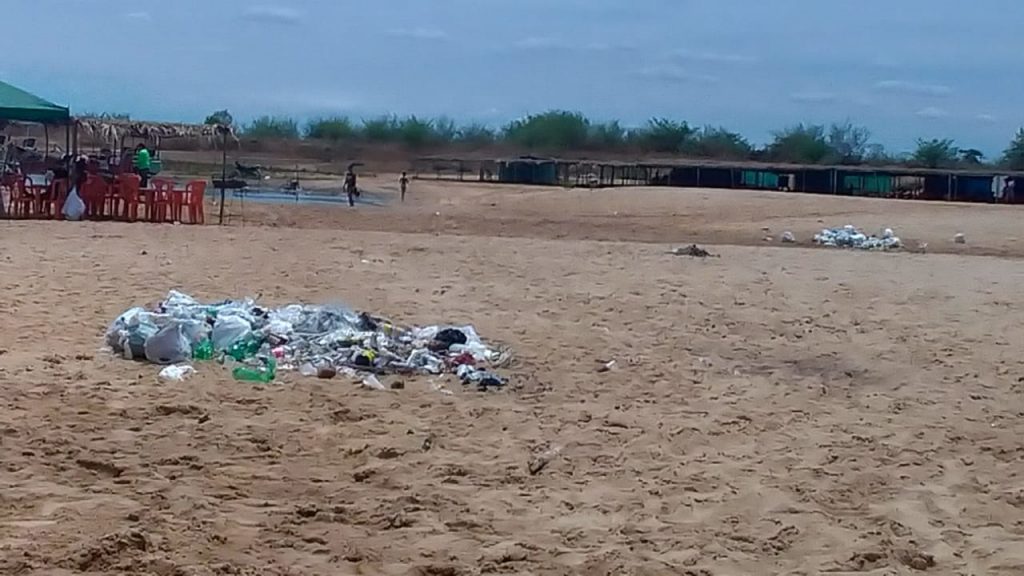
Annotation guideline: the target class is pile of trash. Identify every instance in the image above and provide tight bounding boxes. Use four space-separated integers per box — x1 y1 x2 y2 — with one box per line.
105 290 510 389
813 225 902 250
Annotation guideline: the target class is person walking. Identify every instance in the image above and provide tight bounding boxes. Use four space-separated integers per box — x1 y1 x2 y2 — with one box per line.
399 171 409 202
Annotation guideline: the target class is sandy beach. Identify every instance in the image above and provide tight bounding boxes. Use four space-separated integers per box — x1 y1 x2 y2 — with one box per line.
1 180 1023 575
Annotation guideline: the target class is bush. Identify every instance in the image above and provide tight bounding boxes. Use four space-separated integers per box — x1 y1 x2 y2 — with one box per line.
503 111 591 150
305 116 357 141
631 118 695 153
243 116 299 139
691 126 752 159
457 123 497 145
767 124 831 164
361 115 400 142
588 121 627 149
396 115 436 148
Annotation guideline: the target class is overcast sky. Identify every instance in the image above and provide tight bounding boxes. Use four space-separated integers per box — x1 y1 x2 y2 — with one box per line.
3 0 1022 154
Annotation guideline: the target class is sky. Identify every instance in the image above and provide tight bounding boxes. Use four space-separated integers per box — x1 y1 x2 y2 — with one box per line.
3 0 1023 155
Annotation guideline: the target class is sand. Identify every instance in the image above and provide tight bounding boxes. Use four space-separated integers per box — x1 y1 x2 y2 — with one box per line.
1 180 1023 575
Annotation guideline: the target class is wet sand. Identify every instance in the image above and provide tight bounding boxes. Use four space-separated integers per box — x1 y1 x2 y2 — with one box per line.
1 181 1023 575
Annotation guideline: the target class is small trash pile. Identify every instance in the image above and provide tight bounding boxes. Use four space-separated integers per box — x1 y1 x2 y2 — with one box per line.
813 225 902 250
105 290 510 389
669 244 717 258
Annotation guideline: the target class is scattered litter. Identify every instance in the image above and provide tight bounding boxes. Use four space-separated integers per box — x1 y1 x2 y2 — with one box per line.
597 360 617 373
813 225 902 250
781 231 796 244
361 374 386 391
105 290 510 388
528 445 563 476
158 364 195 382
232 357 276 383
456 364 507 390
669 244 717 258
954 233 966 244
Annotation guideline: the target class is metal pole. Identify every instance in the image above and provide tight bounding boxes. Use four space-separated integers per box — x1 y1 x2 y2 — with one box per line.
218 129 227 225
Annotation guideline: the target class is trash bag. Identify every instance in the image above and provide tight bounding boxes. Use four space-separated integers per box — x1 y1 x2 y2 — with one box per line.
212 314 253 351
144 323 192 364
434 328 468 348
62 186 86 221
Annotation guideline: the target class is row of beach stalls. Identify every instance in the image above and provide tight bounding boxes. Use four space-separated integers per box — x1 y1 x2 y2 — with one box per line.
413 156 1023 204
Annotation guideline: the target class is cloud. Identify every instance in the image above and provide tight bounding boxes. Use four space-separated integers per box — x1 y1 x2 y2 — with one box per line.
916 106 949 119
510 37 631 53
789 91 838 104
242 5 303 25
387 27 448 41
633 66 719 84
512 37 570 51
874 80 952 97
671 49 757 64
976 113 998 123
124 11 152 21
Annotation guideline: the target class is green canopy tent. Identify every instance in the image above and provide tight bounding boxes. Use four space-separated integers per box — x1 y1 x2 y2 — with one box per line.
0 81 69 124
0 81 73 182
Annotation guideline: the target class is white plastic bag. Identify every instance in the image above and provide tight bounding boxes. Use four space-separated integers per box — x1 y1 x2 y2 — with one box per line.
145 323 192 364
212 314 252 351
158 364 196 382
62 186 86 221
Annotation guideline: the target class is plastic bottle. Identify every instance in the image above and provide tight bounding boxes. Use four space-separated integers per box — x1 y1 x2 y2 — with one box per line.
232 357 277 383
192 339 215 360
226 337 262 361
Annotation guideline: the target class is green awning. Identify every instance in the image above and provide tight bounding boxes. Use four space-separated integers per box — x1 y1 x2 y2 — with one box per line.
0 80 70 124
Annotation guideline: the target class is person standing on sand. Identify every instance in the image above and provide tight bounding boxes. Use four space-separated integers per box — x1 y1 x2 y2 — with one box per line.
400 171 409 202
134 144 151 188
344 170 356 207
1003 177 1016 204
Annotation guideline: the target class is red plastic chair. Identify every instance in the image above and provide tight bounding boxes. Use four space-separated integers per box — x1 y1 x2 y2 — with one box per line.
42 179 69 220
179 180 207 224
114 174 142 222
81 175 108 219
6 175 34 218
150 179 175 223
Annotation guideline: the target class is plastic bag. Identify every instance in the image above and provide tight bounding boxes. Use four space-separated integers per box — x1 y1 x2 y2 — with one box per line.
144 323 192 364
212 314 253 351
159 364 196 382
61 186 85 221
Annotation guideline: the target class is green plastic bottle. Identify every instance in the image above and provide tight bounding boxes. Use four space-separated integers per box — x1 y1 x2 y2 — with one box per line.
232 357 277 383
226 337 262 361
192 339 214 360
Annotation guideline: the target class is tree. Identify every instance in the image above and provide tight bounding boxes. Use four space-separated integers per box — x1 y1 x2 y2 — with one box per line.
631 118 695 153
911 138 958 168
827 122 871 164
587 121 626 149
361 115 400 142
204 109 234 127
1001 128 1024 170
395 115 435 148
457 123 496 146
767 124 831 164
959 148 985 165
691 126 753 159
503 111 591 150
